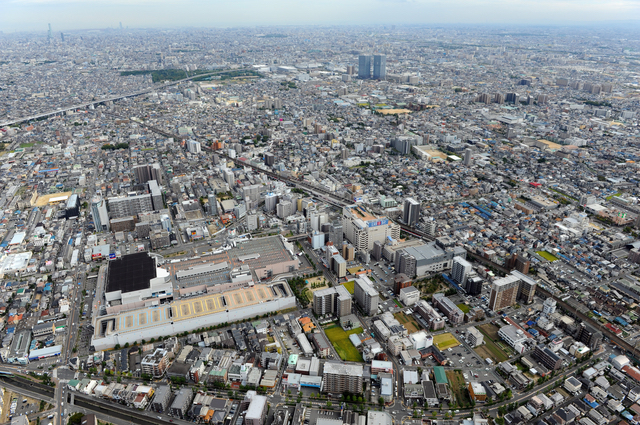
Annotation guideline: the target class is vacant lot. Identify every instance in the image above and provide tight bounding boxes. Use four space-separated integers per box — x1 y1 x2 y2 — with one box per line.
343 280 355 294
475 324 509 363
394 312 421 334
446 370 472 407
324 325 364 362
433 333 460 350
536 251 559 262
456 303 470 313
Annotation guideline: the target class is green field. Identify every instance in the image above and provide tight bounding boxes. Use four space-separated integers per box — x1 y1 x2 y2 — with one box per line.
433 333 460 350
446 370 472 407
536 251 559 262
456 303 470 313
324 325 364 362
343 281 355 295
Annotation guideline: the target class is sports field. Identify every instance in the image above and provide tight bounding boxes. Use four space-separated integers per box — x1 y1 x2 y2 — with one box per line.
324 325 364 362
394 312 421 334
433 332 460 350
343 281 355 294
536 251 559 262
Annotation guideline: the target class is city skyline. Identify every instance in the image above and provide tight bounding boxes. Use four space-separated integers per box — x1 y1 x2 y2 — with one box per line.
2 0 640 33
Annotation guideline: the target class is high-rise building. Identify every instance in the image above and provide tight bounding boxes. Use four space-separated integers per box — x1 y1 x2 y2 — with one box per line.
505 92 519 104
465 276 483 296
207 194 218 216
133 164 163 184
91 197 110 232
141 348 169 378
467 326 484 348
354 276 379 316
403 198 420 226
542 298 556 317
463 149 472 166
147 180 163 211
322 362 363 394
576 323 603 350
107 194 153 219
313 286 352 317
451 256 472 287
264 193 278 212
358 55 371 79
488 271 538 311
264 153 275 166
65 194 80 219
533 345 562 370
373 55 387 80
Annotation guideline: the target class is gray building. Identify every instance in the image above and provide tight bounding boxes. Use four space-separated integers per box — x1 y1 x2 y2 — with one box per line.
91 196 109 232
395 239 466 277
108 194 153 219
150 386 172 413
148 180 163 211
354 277 379 316
373 55 386 80
403 198 420 226
358 55 371 79
170 387 193 419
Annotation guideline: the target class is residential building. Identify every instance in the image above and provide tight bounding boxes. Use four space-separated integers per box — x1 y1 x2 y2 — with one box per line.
91 196 110 232
403 197 420 226
322 362 363 394
141 348 170 378
358 55 371 79
354 276 379 316
373 55 386 80
169 388 193 419
107 194 153 219
534 345 562 371
489 270 538 311
312 286 352 317
467 326 484 348
244 393 268 425
433 293 464 325
576 323 603 350
150 386 171 413
451 256 473 287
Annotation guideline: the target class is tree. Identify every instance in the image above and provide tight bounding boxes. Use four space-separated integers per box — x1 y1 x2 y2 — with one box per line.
378 396 384 406
326 401 332 408
67 412 84 425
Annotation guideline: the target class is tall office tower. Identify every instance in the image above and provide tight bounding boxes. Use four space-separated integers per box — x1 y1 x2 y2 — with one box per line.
91 197 110 232
463 149 472 166
403 198 420 226
322 362 363 394
60 32 64 42
451 256 472 286
133 163 163 184
373 55 387 80
47 24 52 41
119 22 123 30
147 180 164 211
354 277 379 316
347 65 355 75
505 92 519 104
358 55 371 79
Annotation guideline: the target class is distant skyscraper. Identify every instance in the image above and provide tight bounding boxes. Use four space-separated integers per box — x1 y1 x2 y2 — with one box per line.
358 55 371 79
119 22 123 30
373 55 386 80
463 149 472 166
60 32 64 42
47 24 52 42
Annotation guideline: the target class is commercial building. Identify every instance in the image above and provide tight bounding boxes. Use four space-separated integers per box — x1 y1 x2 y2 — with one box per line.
488 271 537 311
395 238 466 277
451 256 473 287
498 326 528 354
322 362 363 394
141 348 170 378
309 333 332 357
415 300 445 330
312 286 352 317
65 194 80 219
403 198 420 226
394 274 412 295
433 293 464 325
354 276 379 316
103 252 172 307
467 326 484 348
342 205 399 252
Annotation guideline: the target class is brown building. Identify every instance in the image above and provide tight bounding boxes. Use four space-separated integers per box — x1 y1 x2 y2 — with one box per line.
394 274 412 295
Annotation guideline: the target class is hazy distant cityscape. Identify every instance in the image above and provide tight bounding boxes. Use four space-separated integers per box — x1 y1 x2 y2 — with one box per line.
1 22 640 425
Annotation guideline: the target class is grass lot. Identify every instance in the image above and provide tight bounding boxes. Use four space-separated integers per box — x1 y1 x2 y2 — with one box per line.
446 370 472 407
19 142 35 148
456 303 470 314
475 324 509 363
324 325 364 362
433 333 460 350
394 312 420 334
343 280 355 295
536 250 559 262
393 299 403 308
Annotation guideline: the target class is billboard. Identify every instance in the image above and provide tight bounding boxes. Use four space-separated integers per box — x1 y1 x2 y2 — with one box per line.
367 219 388 228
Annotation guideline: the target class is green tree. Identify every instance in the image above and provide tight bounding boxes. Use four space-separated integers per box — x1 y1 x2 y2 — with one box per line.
378 396 384 406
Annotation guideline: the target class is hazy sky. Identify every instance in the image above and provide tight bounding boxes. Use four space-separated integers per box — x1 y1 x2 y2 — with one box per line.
2 0 640 33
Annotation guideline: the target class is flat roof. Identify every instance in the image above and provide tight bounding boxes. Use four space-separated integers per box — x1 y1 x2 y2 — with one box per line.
106 253 156 294
323 361 363 376
245 395 267 419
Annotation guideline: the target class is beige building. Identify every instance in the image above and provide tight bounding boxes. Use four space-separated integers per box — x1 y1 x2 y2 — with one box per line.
342 205 400 252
